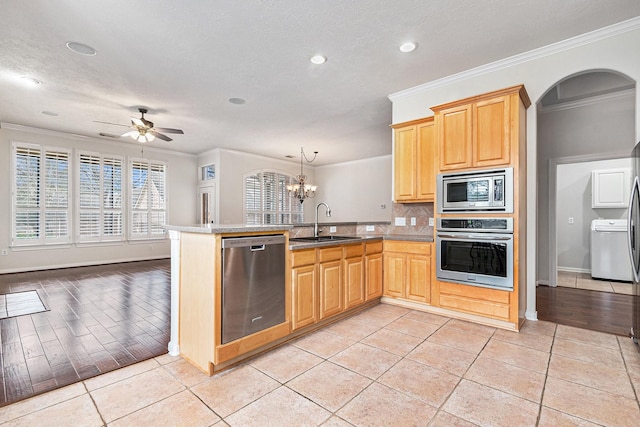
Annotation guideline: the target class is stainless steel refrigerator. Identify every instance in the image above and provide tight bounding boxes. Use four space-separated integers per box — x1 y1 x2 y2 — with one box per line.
628 142 640 347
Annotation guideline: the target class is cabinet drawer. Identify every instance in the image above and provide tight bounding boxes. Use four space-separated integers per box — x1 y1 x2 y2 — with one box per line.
439 294 510 320
384 240 431 255
365 240 383 254
439 281 510 304
318 247 343 262
344 243 364 258
291 249 316 267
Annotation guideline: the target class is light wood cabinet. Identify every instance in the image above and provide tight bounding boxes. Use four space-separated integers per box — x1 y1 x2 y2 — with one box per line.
318 247 344 319
392 117 436 202
291 249 318 331
383 241 432 303
365 241 383 301
344 245 365 310
433 85 530 172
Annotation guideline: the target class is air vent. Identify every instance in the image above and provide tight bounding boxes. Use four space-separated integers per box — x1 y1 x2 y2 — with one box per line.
99 132 120 138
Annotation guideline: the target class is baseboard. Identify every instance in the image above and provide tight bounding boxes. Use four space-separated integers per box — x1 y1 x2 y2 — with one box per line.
536 280 550 286
0 256 170 275
557 267 590 274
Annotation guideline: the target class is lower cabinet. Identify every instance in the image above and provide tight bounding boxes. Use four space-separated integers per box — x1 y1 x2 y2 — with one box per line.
290 240 382 332
383 241 432 303
291 249 318 330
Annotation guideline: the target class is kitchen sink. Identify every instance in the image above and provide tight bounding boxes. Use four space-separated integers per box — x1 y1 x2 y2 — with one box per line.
290 235 360 242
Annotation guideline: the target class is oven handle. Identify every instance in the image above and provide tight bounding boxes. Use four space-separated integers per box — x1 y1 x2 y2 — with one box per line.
437 233 512 241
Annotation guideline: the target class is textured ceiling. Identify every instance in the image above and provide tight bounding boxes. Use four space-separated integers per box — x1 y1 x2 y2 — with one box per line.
1 1 639 165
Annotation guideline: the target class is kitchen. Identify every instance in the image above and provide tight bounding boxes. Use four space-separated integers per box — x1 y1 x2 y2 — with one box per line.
2 2 640 425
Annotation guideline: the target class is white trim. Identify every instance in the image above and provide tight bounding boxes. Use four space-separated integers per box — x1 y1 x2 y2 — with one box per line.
1 122 196 158
539 87 635 113
388 16 640 101
0 255 169 275
558 266 590 274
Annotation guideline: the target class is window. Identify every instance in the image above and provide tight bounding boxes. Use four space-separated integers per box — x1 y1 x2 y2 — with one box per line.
245 171 303 224
12 143 71 245
130 159 167 239
78 152 123 242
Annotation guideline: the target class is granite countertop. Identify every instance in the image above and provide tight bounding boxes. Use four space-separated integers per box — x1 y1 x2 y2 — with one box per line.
289 233 433 250
164 224 294 234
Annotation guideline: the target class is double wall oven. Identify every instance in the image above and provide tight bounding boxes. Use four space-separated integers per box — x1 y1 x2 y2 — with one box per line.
435 168 515 291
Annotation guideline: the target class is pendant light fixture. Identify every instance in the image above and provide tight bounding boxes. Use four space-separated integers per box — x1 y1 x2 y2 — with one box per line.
287 147 318 204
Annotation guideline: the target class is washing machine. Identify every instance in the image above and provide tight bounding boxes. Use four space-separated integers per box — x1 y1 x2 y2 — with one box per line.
590 219 632 281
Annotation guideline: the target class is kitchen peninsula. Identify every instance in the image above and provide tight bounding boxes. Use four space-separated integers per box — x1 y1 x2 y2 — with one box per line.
165 224 294 375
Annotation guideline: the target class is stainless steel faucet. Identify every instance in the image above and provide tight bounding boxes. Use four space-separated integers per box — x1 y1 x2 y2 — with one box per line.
314 202 331 237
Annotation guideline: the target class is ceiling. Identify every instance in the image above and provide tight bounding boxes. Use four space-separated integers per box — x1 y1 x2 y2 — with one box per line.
1 1 639 165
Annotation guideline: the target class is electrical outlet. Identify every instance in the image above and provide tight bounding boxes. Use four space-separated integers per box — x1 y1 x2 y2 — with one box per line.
428 218 434 227
568 217 574 224
410 217 416 226
395 217 406 226
1 249 8 256
365 225 375 232
380 204 386 209
329 226 337 233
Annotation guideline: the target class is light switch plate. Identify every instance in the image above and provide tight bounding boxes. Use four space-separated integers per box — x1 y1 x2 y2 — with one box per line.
329 226 337 233
395 217 406 226
428 218 434 227
365 225 375 232
410 217 416 226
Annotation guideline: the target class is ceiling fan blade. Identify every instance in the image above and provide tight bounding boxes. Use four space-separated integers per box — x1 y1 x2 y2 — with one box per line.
150 131 173 142
93 120 129 127
153 127 184 134
131 117 145 127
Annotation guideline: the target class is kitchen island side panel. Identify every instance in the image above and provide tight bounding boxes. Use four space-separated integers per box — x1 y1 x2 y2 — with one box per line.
179 232 217 374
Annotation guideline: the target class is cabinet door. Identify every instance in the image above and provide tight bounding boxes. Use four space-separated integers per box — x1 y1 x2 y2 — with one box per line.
319 260 343 319
344 256 364 309
406 254 430 303
365 253 383 301
438 104 472 171
393 125 417 201
416 120 436 200
291 265 317 331
473 95 510 167
383 253 405 298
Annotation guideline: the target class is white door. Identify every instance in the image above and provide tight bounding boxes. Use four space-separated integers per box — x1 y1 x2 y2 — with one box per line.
198 184 216 224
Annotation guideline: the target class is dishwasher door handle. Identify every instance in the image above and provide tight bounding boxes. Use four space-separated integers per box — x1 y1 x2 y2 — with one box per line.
250 245 266 252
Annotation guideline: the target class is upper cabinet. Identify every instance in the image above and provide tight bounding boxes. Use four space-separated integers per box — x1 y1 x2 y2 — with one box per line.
432 85 531 172
391 117 435 202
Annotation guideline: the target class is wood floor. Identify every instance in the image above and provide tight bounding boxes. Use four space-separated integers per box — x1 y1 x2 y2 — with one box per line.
536 284 635 337
0 259 170 407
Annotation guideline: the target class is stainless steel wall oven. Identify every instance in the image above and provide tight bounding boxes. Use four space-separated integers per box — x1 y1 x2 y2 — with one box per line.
436 218 514 291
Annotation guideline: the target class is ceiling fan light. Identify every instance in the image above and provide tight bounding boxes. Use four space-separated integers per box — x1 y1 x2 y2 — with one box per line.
136 134 147 143
145 133 155 142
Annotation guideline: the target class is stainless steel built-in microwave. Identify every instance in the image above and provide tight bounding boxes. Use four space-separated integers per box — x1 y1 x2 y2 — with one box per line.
436 168 513 213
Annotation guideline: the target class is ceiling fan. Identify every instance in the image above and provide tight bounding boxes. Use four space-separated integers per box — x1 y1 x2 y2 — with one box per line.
97 108 184 142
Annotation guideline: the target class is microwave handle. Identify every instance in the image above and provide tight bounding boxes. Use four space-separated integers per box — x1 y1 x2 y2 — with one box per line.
437 233 512 241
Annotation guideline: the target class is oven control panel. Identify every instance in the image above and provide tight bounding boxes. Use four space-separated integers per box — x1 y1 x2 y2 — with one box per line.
436 218 513 233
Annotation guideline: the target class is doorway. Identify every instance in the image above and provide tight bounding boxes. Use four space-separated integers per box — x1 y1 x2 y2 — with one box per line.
536 70 636 333
198 184 216 224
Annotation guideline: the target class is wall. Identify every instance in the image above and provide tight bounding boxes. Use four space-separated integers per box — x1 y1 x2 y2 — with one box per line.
556 158 631 272
314 155 393 222
0 125 198 273
389 20 640 319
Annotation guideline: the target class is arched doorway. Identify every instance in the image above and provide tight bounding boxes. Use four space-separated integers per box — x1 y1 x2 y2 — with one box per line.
535 69 636 334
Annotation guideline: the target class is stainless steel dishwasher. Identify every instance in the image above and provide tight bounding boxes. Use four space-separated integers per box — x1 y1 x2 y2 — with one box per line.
221 235 286 344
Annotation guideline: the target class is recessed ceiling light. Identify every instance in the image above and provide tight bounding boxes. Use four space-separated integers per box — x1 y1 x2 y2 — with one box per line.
41 111 59 116
20 76 42 87
66 41 97 56
399 42 417 53
228 97 246 105
310 55 327 65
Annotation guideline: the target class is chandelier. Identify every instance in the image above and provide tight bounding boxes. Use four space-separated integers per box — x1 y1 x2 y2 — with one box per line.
287 147 318 204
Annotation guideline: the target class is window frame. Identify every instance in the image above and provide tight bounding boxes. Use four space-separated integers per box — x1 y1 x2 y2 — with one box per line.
244 169 304 225
11 142 72 247
129 158 168 240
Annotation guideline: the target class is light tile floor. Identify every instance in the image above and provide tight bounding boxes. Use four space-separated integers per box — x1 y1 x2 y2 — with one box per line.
2 303 640 426
557 271 635 295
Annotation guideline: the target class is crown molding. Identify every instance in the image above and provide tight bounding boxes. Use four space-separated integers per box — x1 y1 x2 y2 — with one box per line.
538 87 635 113
388 16 640 101
0 122 196 158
